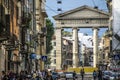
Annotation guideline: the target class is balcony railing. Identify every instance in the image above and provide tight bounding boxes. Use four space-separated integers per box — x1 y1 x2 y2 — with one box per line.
21 12 31 28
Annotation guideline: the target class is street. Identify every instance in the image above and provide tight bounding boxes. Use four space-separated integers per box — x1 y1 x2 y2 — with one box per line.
59 74 94 80
0 1 119 80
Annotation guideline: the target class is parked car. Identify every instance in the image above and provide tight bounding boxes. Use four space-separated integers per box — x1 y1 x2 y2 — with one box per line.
57 72 65 78
64 72 77 80
52 72 59 80
102 71 110 80
109 71 120 80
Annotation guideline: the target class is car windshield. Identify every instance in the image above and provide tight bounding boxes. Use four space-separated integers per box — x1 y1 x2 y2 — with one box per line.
111 73 118 77
52 72 58 75
104 71 110 75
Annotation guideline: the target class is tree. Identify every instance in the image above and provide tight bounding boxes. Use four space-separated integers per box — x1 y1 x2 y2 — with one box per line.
62 31 72 37
45 19 54 65
46 18 54 54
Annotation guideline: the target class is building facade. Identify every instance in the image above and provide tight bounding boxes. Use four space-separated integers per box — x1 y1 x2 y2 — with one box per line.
0 0 47 73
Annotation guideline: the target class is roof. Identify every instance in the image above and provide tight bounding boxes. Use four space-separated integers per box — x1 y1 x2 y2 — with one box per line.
53 5 109 20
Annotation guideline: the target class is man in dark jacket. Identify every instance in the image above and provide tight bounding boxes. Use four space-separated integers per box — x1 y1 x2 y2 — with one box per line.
80 68 85 80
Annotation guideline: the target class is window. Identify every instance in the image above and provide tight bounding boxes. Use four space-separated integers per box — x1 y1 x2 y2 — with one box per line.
3 0 9 8
53 42 56 46
54 59 56 64
54 50 56 57
103 54 105 59
16 6 19 25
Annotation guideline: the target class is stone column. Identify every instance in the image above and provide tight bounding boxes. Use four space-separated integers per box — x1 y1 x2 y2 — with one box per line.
72 27 79 68
56 27 62 69
93 27 99 67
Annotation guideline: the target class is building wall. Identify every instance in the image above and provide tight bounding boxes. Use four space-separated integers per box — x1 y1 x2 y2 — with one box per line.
0 0 47 73
8 0 19 72
112 0 120 51
35 0 47 70
49 39 56 69
0 0 20 73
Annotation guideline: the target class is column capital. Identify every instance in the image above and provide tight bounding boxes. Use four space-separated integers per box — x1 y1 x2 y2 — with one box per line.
55 27 62 29
72 27 79 31
92 27 99 31
72 27 78 29
55 27 64 30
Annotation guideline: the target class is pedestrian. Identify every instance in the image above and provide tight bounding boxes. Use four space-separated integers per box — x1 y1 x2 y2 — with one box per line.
1 71 8 80
93 70 97 80
8 70 15 80
32 71 37 80
98 69 102 80
73 71 77 80
80 68 85 80
19 70 25 80
46 71 53 80
37 70 44 80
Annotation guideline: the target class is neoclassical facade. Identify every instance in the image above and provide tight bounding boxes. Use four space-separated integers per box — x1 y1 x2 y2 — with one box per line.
53 5 109 69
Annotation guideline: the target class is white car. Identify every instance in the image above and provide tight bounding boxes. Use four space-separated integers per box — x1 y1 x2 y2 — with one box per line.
65 72 74 80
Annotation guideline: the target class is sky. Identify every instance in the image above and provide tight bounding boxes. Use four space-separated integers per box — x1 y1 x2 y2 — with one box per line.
45 0 108 37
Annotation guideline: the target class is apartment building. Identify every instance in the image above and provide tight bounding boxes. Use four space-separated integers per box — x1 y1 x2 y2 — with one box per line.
0 0 47 73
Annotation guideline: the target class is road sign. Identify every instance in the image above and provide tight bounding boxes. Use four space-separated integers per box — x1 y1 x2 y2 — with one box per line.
30 53 36 59
36 55 41 59
114 54 120 60
41 56 47 61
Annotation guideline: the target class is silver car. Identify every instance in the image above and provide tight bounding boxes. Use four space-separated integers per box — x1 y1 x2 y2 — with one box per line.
64 72 76 80
109 71 120 80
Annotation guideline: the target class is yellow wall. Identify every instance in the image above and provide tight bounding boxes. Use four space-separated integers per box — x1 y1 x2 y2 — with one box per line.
67 67 98 73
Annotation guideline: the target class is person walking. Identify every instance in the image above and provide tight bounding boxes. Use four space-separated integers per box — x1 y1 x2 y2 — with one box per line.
93 70 97 80
98 69 102 80
80 68 85 80
73 71 77 80
1 71 8 80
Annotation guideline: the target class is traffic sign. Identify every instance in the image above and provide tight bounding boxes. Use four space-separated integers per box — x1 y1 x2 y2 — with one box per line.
41 56 47 61
36 55 41 59
114 54 120 60
30 53 36 59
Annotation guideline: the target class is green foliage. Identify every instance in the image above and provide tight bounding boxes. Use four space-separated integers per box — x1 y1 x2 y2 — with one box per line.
21 12 31 28
46 18 54 54
44 57 51 65
45 18 54 65
62 31 72 37
117 61 120 65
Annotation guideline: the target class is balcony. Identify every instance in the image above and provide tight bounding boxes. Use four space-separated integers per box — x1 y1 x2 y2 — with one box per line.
21 13 31 28
0 22 9 42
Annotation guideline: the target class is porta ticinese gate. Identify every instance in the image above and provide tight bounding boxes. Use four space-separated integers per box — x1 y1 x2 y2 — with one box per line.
53 5 109 69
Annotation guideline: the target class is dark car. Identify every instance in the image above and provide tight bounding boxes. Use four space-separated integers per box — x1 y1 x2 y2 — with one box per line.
102 71 110 80
52 72 59 80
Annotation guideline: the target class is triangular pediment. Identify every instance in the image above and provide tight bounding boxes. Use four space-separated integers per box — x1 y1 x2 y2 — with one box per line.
53 5 109 20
